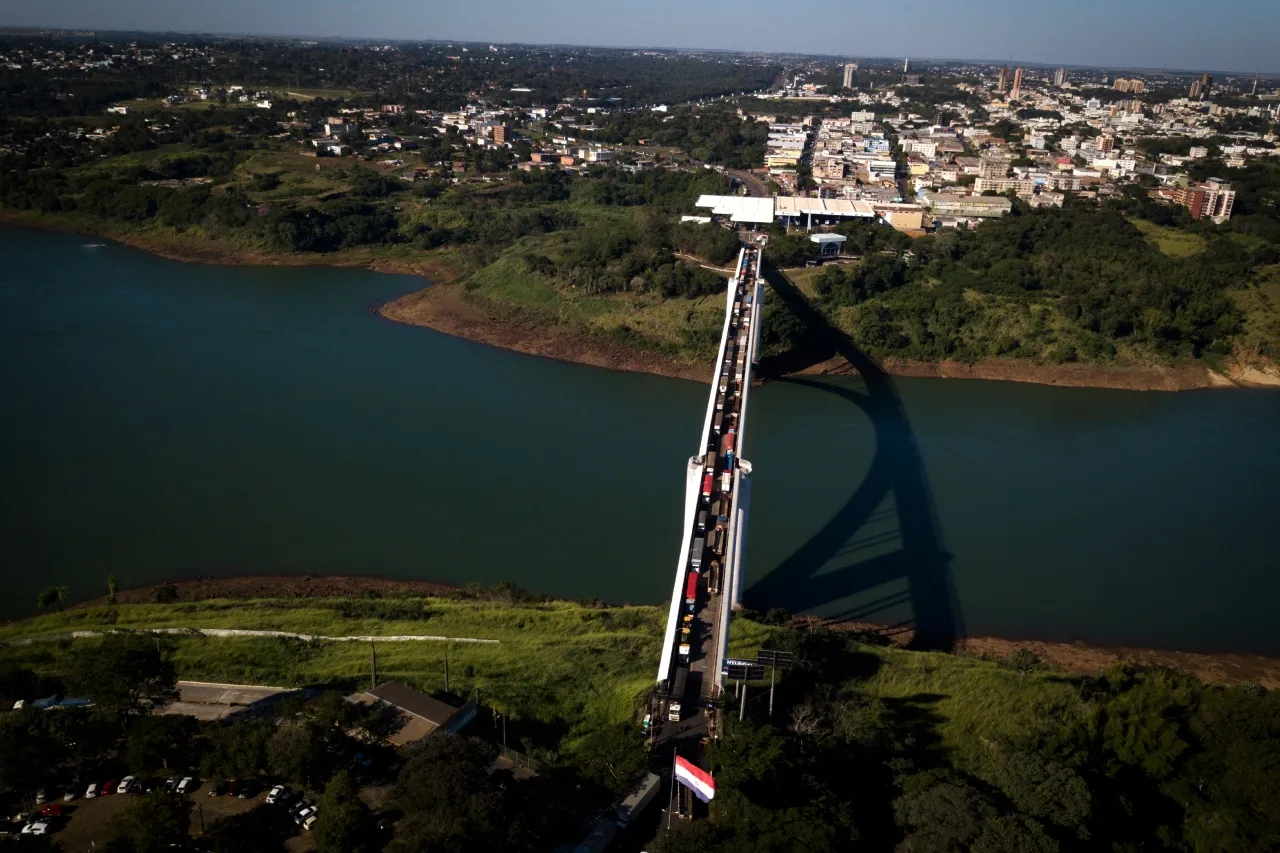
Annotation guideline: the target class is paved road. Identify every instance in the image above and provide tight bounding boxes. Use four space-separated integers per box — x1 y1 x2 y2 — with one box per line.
159 680 297 720
727 168 767 198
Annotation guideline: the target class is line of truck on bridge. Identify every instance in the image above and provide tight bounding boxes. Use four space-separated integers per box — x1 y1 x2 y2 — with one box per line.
665 246 760 725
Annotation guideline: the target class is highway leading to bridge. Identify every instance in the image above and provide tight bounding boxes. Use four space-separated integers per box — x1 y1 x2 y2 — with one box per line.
652 243 764 766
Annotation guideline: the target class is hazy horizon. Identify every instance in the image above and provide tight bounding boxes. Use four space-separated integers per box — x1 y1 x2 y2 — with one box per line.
4 0 1280 76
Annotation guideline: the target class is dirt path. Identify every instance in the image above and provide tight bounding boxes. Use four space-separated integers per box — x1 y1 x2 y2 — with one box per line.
3 627 500 646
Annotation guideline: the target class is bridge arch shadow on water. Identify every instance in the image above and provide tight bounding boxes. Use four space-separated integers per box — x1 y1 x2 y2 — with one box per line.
748 264 964 650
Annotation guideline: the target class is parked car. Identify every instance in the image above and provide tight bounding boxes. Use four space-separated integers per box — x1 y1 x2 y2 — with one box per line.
237 780 261 799
118 776 136 795
33 790 47 805
102 780 118 796
302 814 318 831
175 777 195 794
265 785 289 805
164 775 181 791
326 743 346 757
84 783 99 799
62 786 76 803
293 806 316 825
226 780 240 798
351 753 373 768
208 780 229 797
20 823 49 836
39 804 62 819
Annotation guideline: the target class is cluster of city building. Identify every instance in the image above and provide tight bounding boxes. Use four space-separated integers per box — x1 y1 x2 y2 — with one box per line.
742 61 1279 231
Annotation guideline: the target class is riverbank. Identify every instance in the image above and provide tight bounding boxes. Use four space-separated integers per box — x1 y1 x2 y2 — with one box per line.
4 212 1278 391
818 617 1280 690
24 576 1280 690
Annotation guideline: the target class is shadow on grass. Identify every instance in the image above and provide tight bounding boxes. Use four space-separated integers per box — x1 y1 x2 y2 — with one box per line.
200 802 295 853
748 263 964 651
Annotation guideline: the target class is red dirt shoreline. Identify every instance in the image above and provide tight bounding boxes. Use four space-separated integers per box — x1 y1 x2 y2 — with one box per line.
6 213 1276 390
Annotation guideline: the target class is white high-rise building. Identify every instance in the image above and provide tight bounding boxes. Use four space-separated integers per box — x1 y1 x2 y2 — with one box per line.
842 63 857 89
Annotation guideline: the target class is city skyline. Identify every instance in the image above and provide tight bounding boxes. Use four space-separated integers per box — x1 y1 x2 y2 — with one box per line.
4 0 1280 76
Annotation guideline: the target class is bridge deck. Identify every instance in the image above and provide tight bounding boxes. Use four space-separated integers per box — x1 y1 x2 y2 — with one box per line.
654 243 764 730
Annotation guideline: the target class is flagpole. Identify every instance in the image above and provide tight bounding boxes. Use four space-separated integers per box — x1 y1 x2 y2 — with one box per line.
667 749 677 830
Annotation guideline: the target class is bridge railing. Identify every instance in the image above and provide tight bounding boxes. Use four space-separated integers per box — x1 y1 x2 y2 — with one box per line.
655 247 748 687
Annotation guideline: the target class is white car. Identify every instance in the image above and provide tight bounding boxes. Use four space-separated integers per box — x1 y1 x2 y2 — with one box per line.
265 785 288 805
175 777 194 794
85 782 99 799
302 814 318 831
118 776 136 794
21 823 49 836
293 806 316 825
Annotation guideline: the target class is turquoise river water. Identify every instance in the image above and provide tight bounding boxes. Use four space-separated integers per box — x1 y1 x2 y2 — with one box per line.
2 228 1279 655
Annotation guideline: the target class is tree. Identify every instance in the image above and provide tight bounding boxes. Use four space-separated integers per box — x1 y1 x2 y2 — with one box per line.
314 771 375 853
1005 649 1042 683
105 790 192 853
126 714 200 774
267 720 330 788
576 724 647 794
107 575 119 604
67 634 177 728
971 814 1060 853
202 719 273 779
36 585 68 612
976 748 1091 834
389 734 528 853
894 778 998 852
0 709 58 800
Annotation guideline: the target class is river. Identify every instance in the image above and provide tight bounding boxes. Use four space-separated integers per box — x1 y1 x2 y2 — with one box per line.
2 228 1279 656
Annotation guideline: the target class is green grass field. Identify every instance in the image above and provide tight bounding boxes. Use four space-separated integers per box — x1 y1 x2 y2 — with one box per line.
464 237 730 365
1229 263 1280 361
2 598 664 737
1 597 1094 772
1132 218 1207 258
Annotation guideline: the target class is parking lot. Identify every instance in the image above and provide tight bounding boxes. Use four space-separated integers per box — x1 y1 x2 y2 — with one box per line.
13 778 329 851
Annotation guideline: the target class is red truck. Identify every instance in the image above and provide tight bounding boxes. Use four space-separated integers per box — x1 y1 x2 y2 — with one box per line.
701 472 713 499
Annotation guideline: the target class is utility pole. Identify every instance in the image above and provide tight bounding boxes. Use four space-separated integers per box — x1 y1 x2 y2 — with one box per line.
739 681 747 721
768 665 776 719
667 750 677 829
444 646 450 694
369 640 377 690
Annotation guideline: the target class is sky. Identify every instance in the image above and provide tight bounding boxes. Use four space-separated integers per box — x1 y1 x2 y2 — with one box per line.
6 0 1280 75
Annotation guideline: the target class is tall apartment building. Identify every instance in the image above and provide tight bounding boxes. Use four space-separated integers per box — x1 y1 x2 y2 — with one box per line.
842 63 857 89
974 177 1037 195
997 66 1009 93
903 58 911 74
1098 134 1116 153
1113 78 1145 94
813 156 847 180
492 125 509 144
1053 68 1067 87
1190 80 1204 99
978 157 1010 179
1011 67 1025 99
1170 178 1236 223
